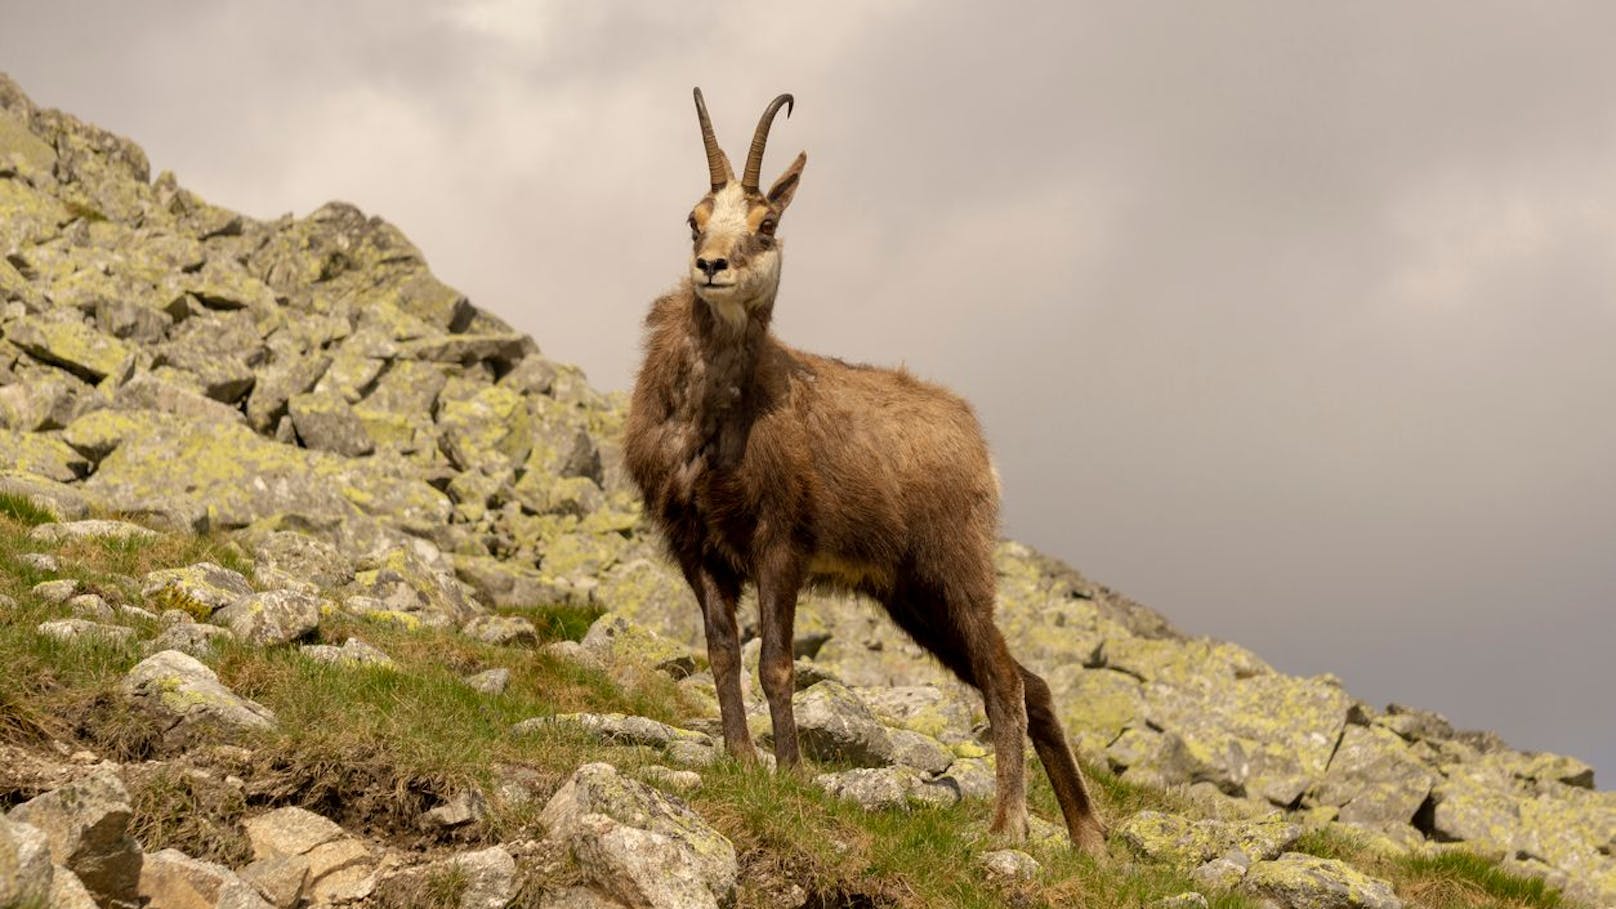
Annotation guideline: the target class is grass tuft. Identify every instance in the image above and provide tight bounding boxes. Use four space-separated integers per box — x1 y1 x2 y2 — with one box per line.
1397 851 1564 909
0 492 57 526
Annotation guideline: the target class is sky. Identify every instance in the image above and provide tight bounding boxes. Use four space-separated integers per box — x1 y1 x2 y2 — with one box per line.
3 2 1612 780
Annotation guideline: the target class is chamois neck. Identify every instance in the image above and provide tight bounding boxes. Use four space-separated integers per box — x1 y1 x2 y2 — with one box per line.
689 289 770 393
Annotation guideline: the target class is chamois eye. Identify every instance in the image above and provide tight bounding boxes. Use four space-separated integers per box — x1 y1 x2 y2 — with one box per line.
687 215 699 237
759 218 777 235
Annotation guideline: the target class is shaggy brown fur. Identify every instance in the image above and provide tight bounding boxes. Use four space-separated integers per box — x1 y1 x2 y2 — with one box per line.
622 89 1105 853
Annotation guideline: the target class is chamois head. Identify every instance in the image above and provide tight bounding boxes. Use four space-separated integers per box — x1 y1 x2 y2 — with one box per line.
687 87 807 329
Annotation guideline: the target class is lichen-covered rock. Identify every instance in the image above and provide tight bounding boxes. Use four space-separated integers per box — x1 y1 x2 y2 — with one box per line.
137 847 273 909
122 649 277 745
884 727 956 775
518 713 712 750
300 637 396 669
147 620 235 660
854 684 981 747
1135 654 1352 803
37 618 136 645
452 553 576 609
813 766 961 811
791 680 896 768
0 469 91 521
540 762 737 909
1240 852 1401 909
67 593 114 621
288 392 373 457
0 428 88 482
420 790 491 832
0 372 84 431
29 519 158 545
462 614 538 647
247 530 354 591
9 767 143 908
580 612 697 680
941 756 998 801
979 848 1040 881
1310 725 1437 829
32 578 80 602
7 313 133 382
1118 810 1302 868
215 588 321 646
350 546 481 627
437 384 532 477
142 561 255 616
114 370 251 426
465 668 510 694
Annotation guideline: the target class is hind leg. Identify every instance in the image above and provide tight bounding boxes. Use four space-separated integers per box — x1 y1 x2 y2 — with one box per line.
756 547 804 769
961 616 1030 840
1021 663 1107 856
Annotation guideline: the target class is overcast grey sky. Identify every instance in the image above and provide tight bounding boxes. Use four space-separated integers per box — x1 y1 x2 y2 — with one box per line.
4 2 1612 779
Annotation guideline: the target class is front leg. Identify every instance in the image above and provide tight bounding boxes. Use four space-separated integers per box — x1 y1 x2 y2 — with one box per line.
681 558 753 761
755 548 804 769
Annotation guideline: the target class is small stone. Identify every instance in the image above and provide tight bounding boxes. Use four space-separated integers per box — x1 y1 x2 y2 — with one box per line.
300 637 396 668
18 551 58 572
979 848 1040 881
462 614 539 647
32 578 80 603
147 621 235 660
1241 852 1402 909
579 612 696 679
37 619 135 645
813 766 960 811
215 589 322 646
466 667 511 694
637 765 703 793
1193 856 1249 890
1153 894 1209 909
142 562 254 614
542 639 605 671
516 712 713 750
421 789 490 830
66 593 114 621
28 519 157 544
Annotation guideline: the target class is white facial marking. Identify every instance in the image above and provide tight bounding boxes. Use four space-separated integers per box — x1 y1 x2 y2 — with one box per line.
691 183 782 320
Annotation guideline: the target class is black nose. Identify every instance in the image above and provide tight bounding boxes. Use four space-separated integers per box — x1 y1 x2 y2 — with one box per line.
696 257 728 278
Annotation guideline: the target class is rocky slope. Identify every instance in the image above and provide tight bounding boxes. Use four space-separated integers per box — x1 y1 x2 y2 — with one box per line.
0 72 1611 908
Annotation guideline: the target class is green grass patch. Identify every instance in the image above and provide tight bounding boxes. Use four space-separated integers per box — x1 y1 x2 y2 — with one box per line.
0 491 57 526
1395 851 1564 909
506 602 603 642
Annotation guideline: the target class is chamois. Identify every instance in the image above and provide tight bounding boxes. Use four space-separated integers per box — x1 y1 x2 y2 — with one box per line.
622 88 1106 852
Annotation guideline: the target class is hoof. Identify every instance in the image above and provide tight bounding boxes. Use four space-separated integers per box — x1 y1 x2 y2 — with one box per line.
1071 818 1108 859
987 806 1030 844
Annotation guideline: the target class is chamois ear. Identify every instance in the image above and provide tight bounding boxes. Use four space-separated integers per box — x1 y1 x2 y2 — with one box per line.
767 152 807 212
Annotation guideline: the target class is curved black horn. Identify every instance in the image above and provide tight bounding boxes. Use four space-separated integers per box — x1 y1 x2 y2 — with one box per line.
742 93 794 193
693 87 733 191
